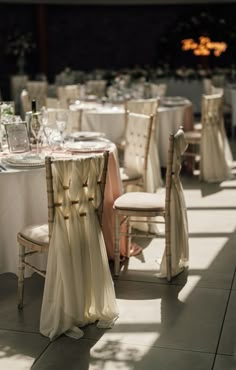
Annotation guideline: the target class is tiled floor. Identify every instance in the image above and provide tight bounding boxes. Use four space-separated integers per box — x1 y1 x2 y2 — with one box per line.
1 155 236 369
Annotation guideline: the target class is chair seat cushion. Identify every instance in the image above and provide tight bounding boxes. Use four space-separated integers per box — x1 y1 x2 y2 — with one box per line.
19 224 49 246
114 191 165 211
120 167 142 182
184 130 201 144
194 122 202 131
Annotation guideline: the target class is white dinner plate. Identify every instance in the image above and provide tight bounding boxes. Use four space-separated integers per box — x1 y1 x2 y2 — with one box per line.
64 141 110 152
2 153 45 168
161 96 188 107
67 131 105 141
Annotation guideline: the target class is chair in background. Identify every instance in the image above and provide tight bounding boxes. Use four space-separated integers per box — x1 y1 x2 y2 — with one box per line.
201 80 231 135
119 99 162 192
85 79 107 98
18 152 118 340
113 127 189 281
57 84 80 108
46 97 60 109
120 112 154 193
185 94 233 182
116 97 159 152
26 81 48 109
149 83 167 98
125 97 159 116
46 108 81 132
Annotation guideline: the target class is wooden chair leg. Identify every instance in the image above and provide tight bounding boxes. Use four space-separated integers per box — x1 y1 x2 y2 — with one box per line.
18 244 25 309
165 218 171 281
114 213 121 277
126 218 131 258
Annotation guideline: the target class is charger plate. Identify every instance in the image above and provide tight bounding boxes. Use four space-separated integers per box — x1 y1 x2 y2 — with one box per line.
67 131 105 141
64 141 109 152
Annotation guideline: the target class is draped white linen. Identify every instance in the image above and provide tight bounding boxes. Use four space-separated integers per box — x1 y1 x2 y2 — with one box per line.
200 95 232 183
40 155 118 340
159 129 189 277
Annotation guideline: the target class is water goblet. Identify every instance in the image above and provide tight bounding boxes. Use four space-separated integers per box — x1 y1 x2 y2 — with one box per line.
41 106 49 146
56 109 68 149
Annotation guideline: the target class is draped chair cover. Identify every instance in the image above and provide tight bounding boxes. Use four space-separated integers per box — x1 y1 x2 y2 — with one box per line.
159 129 189 277
200 94 232 183
209 89 233 165
40 155 118 340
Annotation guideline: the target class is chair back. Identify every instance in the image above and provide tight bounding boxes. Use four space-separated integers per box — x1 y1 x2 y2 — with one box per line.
210 85 224 96
26 81 48 109
45 151 109 240
150 83 167 98
57 84 80 108
46 108 81 131
123 112 154 189
200 94 231 182
46 97 60 109
125 98 159 116
85 80 107 98
201 93 223 131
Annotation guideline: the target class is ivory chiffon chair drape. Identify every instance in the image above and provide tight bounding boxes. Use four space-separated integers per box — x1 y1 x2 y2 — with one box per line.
185 94 233 182
200 94 233 182
40 154 118 340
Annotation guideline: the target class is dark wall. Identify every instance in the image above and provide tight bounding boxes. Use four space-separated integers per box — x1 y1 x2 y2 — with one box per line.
1 2 236 98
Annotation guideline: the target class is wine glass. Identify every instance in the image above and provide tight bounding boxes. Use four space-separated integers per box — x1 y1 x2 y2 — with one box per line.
41 106 49 146
56 109 68 149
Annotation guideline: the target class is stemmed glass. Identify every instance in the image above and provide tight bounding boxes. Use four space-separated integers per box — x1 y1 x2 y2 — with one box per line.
56 109 68 149
41 106 49 146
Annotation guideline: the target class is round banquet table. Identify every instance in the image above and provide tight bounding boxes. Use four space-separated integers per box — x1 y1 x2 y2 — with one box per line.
0 142 124 276
70 101 194 167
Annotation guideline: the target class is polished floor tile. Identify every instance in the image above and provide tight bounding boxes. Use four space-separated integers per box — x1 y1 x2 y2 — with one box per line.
32 336 214 370
218 291 236 355
0 330 48 370
0 273 44 333
213 355 236 370
81 280 229 353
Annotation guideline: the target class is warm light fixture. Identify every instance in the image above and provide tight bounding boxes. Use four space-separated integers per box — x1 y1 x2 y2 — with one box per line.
182 36 227 57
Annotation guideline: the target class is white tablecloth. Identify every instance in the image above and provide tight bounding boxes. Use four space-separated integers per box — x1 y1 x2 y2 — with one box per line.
0 144 126 275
